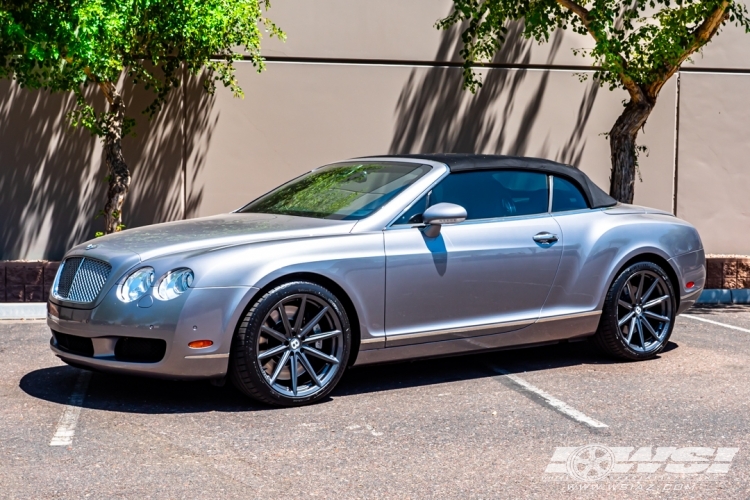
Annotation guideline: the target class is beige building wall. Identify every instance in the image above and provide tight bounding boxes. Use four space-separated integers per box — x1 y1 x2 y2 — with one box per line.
676 72 750 255
0 0 747 259
188 63 676 217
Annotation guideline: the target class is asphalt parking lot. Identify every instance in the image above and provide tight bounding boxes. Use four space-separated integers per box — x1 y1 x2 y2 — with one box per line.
2 307 750 499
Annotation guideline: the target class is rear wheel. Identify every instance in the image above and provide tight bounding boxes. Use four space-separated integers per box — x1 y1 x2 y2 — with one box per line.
230 281 351 406
594 262 676 360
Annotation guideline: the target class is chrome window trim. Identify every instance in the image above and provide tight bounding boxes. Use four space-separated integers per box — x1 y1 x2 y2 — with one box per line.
549 174 591 213
548 175 554 213
551 207 601 217
387 210 556 230
386 167 558 229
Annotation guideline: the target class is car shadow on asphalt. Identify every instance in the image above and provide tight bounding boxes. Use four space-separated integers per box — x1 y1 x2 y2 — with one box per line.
19 339 677 414
687 304 750 315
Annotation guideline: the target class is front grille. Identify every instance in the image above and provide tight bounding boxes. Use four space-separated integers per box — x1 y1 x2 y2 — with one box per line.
53 331 95 357
56 257 82 298
54 257 111 303
114 337 167 363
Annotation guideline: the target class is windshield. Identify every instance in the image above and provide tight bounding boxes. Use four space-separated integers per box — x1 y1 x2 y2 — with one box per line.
239 161 431 220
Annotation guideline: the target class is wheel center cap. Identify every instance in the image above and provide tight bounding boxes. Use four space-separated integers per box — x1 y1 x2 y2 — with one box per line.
635 306 643 316
290 338 301 350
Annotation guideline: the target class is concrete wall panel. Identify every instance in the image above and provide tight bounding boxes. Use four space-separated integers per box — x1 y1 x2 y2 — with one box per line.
187 61 675 217
0 81 185 260
633 78 677 213
676 72 750 255
261 0 596 66
689 22 750 70
262 1 749 72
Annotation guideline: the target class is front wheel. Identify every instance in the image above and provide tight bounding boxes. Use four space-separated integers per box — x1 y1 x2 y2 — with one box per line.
229 281 352 406
594 262 676 360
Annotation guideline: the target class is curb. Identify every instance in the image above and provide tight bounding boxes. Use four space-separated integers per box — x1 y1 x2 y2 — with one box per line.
695 289 750 305
0 303 47 320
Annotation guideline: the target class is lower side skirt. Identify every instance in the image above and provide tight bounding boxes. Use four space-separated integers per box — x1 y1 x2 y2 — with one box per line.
353 312 601 366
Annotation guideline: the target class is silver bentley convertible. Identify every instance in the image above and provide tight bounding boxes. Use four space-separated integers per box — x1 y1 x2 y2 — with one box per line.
48 154 706 406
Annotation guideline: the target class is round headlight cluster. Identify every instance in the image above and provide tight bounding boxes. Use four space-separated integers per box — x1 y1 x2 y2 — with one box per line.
155 268 194 301
117 267 155 303
117 267 194 303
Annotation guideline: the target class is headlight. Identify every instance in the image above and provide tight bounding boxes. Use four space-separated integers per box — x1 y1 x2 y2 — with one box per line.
117 267 155 303
154 268 194 301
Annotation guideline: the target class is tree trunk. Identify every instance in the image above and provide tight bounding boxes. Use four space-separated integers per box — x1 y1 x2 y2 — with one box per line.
100 84 131 234
608 98 654 204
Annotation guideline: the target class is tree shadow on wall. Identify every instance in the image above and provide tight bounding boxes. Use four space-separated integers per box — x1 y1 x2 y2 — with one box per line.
390 22 600 166
0 74 216 261
125 71 218 231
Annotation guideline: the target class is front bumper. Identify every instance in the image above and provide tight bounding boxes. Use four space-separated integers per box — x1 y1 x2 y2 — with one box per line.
48 286 257 380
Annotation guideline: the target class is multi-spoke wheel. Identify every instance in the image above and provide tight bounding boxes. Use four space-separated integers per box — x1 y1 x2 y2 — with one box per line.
594 262 676 360
229 281 351 406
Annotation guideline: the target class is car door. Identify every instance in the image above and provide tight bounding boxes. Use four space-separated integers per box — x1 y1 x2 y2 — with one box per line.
384 170 563 347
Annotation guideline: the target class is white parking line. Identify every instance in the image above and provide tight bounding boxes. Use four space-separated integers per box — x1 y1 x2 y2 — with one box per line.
493 368 608 429
50 371 92 447
683 314 750 333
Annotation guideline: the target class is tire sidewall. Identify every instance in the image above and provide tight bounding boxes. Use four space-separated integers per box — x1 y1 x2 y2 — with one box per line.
233 281 352 406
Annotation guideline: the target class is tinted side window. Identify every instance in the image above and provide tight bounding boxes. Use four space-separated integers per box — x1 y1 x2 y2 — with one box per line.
552 176 588 212
491 171 548 216
395 170 549 224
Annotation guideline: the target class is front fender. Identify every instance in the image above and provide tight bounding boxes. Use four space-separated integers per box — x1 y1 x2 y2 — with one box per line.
153 232 387 348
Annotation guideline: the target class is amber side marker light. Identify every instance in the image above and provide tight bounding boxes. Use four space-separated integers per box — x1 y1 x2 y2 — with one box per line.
188 340 213 349
686 282 695 289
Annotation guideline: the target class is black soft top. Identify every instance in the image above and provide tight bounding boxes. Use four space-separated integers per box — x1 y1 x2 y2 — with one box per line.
373 154 617 209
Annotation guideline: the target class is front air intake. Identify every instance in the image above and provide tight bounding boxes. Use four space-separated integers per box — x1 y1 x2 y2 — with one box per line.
53 331 95 357
114 337 167 363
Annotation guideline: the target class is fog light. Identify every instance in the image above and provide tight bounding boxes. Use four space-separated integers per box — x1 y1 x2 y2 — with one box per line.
188 340 213 349
686 281 695 289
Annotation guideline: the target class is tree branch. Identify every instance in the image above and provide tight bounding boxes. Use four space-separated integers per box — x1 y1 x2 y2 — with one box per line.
555 0 647 103
78 65 118 106
647 0 730 97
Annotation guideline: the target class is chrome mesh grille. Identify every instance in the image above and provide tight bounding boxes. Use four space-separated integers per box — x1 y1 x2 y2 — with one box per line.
54 257 111 303
56 257 83 298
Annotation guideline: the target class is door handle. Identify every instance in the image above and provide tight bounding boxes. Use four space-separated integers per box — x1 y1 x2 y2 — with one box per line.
533 232 558 244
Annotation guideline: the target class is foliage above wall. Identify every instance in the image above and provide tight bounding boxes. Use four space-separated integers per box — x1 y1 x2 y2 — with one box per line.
0 0 283 234
440 0 750 203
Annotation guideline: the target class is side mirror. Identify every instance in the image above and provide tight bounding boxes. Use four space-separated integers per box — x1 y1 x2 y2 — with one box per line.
421 202 467 237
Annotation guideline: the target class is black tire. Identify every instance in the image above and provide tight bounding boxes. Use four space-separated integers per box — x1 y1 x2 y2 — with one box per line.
593 261 676 361
229 281 352 407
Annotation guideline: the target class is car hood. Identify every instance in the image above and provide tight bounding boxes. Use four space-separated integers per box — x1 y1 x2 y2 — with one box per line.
71 213 356 261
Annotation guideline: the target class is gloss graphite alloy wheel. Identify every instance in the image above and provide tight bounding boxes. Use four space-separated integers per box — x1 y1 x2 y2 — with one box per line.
594 262 676 360
230 281 351 406
616 269 673 354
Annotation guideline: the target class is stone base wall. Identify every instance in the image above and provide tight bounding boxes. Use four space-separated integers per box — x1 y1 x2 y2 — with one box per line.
0 257 747 302
0 261 60 302
705 257 750 289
